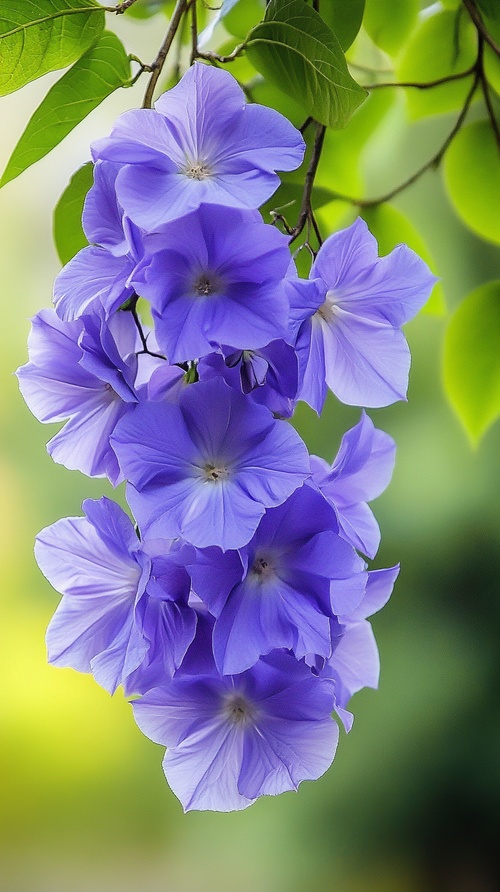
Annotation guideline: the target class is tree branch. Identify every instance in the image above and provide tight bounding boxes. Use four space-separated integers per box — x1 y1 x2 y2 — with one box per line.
289 122 326 243
363 65 476 91
462 0 500 57
142 0 189 108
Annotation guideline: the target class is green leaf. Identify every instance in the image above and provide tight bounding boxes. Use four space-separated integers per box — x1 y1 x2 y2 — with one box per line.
1 32 131 187
319 0 365 51
125 0 172 18
224 0 265 38
397 9 477 120
475 0 500 22
53 163 93 264
444 120 500 246
484 44 500 94
363 0 419 57
361 204 445 315
0 0 105 96
246 0 366 129
443 281 500 444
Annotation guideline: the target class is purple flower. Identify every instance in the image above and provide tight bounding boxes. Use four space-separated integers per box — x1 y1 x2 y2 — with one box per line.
35 497 196 695
288 217 436 411
53 163 142 321
16 309 140 484
111 378 310 550
132 649 338 812
188 484 367 675
91 62 305 230
131 204 291 364
198 339 299 418
311 411 396 558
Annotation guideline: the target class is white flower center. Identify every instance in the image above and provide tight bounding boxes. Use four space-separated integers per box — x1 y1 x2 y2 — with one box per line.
315 290 339 325
222 692 257 726
182 159 213 180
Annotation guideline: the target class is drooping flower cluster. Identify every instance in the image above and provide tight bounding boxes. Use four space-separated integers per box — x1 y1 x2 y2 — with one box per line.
18 63 435 812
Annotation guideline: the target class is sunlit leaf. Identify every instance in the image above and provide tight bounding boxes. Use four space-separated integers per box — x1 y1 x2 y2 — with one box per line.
246 0 366 129
484 45 500 95
1 32 131 187
443 281 500 444
361 204 446 315
224 0 265 38
0 0 104 96
53 163 93 264
363 0 419 57
397 9 477 119
444 120 500 246
319 0 365 51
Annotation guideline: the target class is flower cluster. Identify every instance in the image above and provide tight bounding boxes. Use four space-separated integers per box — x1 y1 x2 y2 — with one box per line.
18 63 435 812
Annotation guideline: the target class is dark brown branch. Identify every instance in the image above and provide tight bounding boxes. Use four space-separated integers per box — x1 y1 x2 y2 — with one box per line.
289 122 326 243
115 0 141 13
190 0 198 65
142 0 189 108
462 0 500 57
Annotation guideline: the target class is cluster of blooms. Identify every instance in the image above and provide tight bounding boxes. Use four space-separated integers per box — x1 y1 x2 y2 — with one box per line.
18 63 435 812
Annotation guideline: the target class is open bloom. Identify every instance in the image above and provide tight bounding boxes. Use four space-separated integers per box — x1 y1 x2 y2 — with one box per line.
91 62 305 230
17 309 141 484
288 217 436 411
132 648 339 812
310 411 396 558
35 497 196 695
132 204 291 363
188 484 367 675
111 378 310 550
53 163 143 322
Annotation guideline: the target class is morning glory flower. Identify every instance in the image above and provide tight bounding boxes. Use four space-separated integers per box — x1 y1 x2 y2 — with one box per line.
53 163 143 321
91 62 305 230
188 484 367 675
132 648 339 812
310 411 396 558
111 378 310 550
198 338 299 418
131 204 291 364
35 497 196 695
17 309 140 484
288 217 437 411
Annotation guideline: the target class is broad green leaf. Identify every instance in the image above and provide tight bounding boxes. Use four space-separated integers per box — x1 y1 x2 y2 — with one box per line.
475 0 500 22
53 163 93 264
0 0 105 96
363 0 419 57
319 0 365 51
246 0 366 129
444 120 500 246
397 10 477 120
443 281 500 444
125 0 173 18
316 199 354 236
361 204 445 315
1 32 131 187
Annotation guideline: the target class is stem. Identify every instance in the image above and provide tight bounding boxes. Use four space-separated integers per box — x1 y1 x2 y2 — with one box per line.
363 65 476 91
115 0 141 12
194 43 247 63
142 0 189 108
190 0 198 65
462 0 500 57
289 122 326 243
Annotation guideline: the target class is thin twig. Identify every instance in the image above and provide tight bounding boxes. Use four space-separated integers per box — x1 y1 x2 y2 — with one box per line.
142 0 189 108
289 123 326 243
299 116 313 134
363 65 476 91
462 0 500 57
475 37 500 152
115 0 141 13
195 43 246 63
190 0 198 65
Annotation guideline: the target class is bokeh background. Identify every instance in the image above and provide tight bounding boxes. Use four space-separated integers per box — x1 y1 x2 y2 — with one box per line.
1 11 499 892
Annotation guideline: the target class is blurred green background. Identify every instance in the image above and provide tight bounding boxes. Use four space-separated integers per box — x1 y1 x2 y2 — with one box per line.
1 13 499 892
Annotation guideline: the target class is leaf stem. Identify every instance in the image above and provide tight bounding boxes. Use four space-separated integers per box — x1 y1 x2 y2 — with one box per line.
462 0 500 57
363 65 476 91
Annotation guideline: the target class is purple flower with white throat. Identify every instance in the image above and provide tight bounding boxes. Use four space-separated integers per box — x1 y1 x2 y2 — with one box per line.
111 378 310 551
16 309 140 484
53 162 142 322
288 217 437 412
188 484 367 675
132 648 339 812
91 62 305 230
311 411 396 558
35 497 196 695
131 204 291 364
